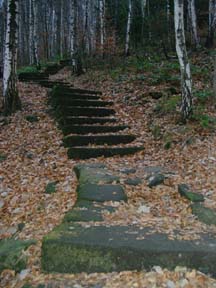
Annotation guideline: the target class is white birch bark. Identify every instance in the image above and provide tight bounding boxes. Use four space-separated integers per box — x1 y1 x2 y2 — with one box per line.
33 0 39 66
187 0 199 48
29 0 34 64
70 0 77 71
3 0 21 115
60 0 64 58
174 0 193 120
99 0 105 55
125 0 132 56
206 0 216 47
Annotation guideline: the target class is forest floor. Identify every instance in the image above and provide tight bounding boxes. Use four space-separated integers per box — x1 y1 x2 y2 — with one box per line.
1 50 216 287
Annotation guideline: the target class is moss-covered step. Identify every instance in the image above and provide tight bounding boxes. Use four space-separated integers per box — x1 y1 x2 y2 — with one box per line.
59 117 117 125
51 87 101 95
191 203 216 225
41 224 216 275
65 88 102 95
61 107 116 117
63 134 136 147
77 184 127 202
18 72 48 81
61 125 129 135
50 88 101 100
67 146 144 159
56 99 113 107
74 163 120 185
39 81 71 88
0 239 36 273
63 202 115 222
43 64 62 75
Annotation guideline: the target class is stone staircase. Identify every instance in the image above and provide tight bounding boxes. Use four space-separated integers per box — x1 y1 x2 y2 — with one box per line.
41 163 216 275
50 85 143 159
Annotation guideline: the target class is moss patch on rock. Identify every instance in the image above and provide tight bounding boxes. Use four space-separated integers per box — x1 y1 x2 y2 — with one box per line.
178 184 204 202
0 239 36 273
191 203 216 225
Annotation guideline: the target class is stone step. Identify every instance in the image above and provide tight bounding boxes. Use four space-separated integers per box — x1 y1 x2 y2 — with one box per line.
67 146 144 159
60 107 116 117
56 99 113 107
41 224 216 275
61 125 129 135
18 72 48 81
63 134 136 147
39 81 71 88
52 93 101 101
66 88 102 95
59 117 117 125
53 87 102 95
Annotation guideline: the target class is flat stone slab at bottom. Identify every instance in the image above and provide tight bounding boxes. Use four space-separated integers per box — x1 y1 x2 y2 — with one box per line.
41 225 216 275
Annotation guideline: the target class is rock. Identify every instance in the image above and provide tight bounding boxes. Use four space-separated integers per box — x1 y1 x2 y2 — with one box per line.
120 168 136 174
191 203 216 225
0 200 4 209
7 226 18 235
144 166 165 176
25 115 39 123
19 269 30 280
125 178 142 186
137 205 150 214
74 164 120 185
148 174 165 188
0 239 36 273
45 182 58 194
149 91 163 99
166 280 176 288
178 184 204 202
1 191 9 197
0 153 7 162
18 223 25 232
77 184 127 202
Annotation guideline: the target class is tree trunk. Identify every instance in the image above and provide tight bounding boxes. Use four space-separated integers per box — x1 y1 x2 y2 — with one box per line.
3 0 21 115
60 0 64 58
174 0 193 120
187 0 199 48
206 0 216 48
125 0 132 56
99 0 105 56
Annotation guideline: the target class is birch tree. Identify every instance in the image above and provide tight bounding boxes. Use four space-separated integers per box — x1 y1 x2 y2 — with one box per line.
206 0 216 48
70 0 81 74
99 0 105 56
187 0 199 48
29 0 39 66
3 0 21 115
174 0 193 120
125 0 132 56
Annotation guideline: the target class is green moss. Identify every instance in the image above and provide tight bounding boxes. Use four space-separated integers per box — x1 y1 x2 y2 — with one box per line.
178 184 204 202
0 239 36 273
42 242 114 273
25 115 39 123
45 182 58 194
0 153 7 162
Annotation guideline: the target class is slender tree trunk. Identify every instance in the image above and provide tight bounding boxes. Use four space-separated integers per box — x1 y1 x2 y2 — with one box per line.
174 0 193 120
60 0 64 58
33 0 39 66
206 0 216 48
3 0 21 115
140 0 147 39
99 0 105 56
29 0 33 64
125 0 132 56
187 0 199 48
